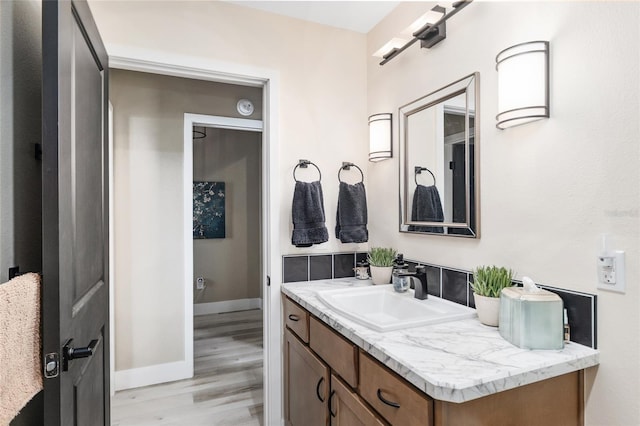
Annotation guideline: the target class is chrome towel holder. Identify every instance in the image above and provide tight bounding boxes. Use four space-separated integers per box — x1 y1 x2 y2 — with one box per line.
338 162 364 183
293 159 322 182
415 166 436 186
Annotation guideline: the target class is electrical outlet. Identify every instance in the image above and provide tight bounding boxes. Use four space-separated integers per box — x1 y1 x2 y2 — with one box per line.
196 276 206 290
597 251 625 293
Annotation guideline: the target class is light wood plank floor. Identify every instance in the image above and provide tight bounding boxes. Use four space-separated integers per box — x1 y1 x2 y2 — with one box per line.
112 309 264 426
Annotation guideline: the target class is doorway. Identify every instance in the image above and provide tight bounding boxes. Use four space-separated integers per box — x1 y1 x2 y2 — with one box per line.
108 56 282 425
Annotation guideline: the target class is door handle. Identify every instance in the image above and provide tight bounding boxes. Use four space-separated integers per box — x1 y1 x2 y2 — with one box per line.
62 338 99 371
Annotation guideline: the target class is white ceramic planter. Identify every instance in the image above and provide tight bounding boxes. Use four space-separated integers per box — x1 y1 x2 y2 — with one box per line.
369 266 393 285
474 294 500 327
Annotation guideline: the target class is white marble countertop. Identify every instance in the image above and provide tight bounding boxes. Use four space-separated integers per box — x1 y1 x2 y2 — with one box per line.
282 278 599 403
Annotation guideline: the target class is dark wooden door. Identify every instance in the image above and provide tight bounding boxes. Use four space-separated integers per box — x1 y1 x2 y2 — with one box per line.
42 1 110 425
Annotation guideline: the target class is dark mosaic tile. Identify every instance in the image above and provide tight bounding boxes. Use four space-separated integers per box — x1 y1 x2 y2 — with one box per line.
468 274 475 308
309 255 332 281
540 285 596 349
442 268 468 306
283 256 308 283
333 253 355 278
355 252 368 264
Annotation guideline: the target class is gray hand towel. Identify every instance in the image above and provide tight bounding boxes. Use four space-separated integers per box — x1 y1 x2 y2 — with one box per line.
291 181 329 247
409 184 444 233
335 181 368 243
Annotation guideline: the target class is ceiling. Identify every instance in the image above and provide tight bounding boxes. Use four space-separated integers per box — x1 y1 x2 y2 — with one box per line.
225 1 400 34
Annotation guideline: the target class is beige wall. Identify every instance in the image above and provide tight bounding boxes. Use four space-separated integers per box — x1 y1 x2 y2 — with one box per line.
193 128 261 304
100 0 368 371
110 69 262 370
89 0 370 259
367 2 640 424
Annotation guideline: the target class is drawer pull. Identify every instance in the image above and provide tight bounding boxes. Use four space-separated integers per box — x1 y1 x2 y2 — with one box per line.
288 314 300 322
377 389 400 408
316 377 325 402
329 390 336 417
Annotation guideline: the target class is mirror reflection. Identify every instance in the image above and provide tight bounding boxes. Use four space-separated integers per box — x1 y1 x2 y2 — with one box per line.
399 73 479 237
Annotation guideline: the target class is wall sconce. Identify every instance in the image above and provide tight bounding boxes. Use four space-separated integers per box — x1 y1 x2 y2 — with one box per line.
495 41 550 129
369 113 392 162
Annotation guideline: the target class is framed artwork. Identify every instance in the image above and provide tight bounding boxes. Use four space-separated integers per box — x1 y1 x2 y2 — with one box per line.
193 181 225 239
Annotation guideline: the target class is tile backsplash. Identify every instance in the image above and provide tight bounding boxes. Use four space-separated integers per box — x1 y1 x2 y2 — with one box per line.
282 253 597 349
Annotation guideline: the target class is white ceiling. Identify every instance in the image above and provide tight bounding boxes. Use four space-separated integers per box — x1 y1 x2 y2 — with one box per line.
225 1 400 34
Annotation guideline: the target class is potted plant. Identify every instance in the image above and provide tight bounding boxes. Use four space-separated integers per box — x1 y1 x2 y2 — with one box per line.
367 247 397 285
471 265 514 326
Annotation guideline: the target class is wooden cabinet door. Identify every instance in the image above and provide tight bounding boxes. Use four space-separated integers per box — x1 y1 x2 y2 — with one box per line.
330 375 386 426
285 329 330 426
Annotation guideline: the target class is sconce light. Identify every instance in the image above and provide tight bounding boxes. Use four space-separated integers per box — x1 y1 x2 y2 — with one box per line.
369 113 392 162
496 41 549 129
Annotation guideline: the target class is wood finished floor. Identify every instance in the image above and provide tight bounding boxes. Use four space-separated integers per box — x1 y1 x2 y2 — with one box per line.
112 309 264 426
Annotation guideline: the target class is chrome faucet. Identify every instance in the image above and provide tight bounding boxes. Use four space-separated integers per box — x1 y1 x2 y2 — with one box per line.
397 266 428 300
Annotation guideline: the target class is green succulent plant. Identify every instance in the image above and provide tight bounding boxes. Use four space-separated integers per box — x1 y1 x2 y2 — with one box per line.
367 247 397 267
471 265 515 298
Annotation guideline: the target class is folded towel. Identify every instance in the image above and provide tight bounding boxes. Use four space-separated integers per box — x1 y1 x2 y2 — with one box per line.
291 181 329 247
0 273 42 425
335 181 368 243
408 184 444 233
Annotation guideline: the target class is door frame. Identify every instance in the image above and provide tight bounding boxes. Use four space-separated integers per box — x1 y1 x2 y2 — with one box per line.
183 112 263 385
109 49 282 425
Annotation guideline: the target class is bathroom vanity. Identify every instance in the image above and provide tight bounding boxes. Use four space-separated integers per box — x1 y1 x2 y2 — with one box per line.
282 278 599 426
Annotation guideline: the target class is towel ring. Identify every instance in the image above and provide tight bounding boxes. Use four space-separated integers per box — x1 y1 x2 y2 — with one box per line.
293 159 322 182
338 162 364 183
415 166 436 186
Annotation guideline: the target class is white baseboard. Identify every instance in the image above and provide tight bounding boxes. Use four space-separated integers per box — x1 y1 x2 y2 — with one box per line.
194 297 262 316
114 359 193 391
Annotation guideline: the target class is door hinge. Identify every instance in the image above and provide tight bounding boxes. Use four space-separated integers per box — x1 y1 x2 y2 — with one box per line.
44 352 59 379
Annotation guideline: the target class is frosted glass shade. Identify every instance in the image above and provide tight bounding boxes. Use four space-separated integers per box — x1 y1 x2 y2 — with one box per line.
496 41 549 129
369 113 392 162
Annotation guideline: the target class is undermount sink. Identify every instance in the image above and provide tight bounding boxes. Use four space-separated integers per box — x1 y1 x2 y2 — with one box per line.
316 285 476 332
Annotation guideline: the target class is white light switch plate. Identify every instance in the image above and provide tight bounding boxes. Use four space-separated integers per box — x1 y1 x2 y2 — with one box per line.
597 250 625 293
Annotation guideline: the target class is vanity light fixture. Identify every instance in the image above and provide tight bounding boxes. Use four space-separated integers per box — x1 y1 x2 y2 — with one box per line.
495 41 550 129
373 38 409 59
377 0 473 66
369 113 392 162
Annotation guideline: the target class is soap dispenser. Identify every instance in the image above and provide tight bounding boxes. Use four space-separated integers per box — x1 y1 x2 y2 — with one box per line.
392 254 410 293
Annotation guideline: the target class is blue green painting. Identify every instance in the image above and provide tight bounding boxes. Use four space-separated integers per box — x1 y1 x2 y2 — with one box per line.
193 181 225 239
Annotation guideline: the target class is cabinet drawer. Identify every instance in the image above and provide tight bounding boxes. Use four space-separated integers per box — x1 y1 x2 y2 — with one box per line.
359 351 433 426
284 297 309 343
310 316 358 388
330 374 386 426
